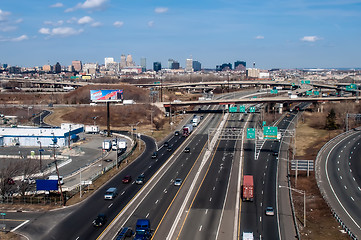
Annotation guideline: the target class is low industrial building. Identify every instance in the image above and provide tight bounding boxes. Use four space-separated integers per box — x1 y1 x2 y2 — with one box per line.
0 123 83 147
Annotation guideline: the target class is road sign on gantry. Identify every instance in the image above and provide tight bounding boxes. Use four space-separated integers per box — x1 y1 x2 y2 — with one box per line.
240 105 246 113
249 106 255 113
247 128 256 139
229 106 238 113
263 126 278 139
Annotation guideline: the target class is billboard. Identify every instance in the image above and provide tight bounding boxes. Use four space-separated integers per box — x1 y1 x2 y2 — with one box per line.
90 89 123 102
36 179 58 191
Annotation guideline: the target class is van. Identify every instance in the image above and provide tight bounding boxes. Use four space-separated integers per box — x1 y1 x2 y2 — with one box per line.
104 187 118 200
48 175 64 185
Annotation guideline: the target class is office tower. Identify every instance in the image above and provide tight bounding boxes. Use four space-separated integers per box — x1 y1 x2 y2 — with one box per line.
153 62 162 72
186 58 193 72
43 65 52 72
126 54 134 67
83 63 98 75
104 57 115 69
216 63 232 71
140 58 147 72
72 60 82 72
54 62 61 73
234 61 246 71
120 54 126 68
192 61 201 72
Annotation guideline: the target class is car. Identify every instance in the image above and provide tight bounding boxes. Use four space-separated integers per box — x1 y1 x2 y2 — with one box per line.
272 151 278 156
184 147 190 153
167 146 173 152
116 227 134 240
22 178 36 184
174 131 180 136
164 141 169 147
151 152 158 159
93 214 107 227
104 187 118 200
122 175 132 184
7 178 15 185
174 178 182 186
136 174 145 185
265 207 274 216
200 115 204 120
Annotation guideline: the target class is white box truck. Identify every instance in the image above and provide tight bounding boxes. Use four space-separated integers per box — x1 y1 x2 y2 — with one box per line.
102 140 111 151
85 125 99 134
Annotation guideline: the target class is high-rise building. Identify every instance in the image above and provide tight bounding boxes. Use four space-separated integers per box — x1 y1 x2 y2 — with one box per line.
234 61 246 71
192 61 201 71
83 63 98 75
107 62 120 73
43 65 52 72
140 58 147 72
126 54 134 67
153 62 162 72
120 55 126 68
72 60 82 72
54 62 61 73
216 63 232 71
186 58 193 72
104 57 115 69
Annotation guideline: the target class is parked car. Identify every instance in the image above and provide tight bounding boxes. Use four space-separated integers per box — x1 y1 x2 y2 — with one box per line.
174 178 182 186
122 175 132 184
22 178 36 184
136 174 145 185
93 214 107 227
7 178 15 185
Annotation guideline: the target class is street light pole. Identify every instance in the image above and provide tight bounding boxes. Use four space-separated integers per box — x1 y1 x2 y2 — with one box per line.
37 141 42 175
279 185 306 227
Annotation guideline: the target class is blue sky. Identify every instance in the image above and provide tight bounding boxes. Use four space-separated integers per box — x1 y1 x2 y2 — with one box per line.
1 0 361 69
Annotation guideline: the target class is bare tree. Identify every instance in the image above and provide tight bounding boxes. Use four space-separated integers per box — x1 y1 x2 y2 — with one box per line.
0 160 21 196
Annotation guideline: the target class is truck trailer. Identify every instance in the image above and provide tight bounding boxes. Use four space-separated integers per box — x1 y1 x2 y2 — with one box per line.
102 140 111 151
242 175 254 201
183 124 194 137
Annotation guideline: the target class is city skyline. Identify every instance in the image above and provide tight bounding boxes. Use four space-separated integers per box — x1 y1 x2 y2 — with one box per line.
1 0 361 69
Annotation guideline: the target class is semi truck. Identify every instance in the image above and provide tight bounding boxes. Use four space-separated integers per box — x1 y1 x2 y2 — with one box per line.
192 115 201 127
102 140 112 151
183 124 194 137
135 219 151 240
242 175 254 201
85 125 99 134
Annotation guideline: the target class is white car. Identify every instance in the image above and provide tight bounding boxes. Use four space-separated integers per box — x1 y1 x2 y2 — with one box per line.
174 178 182 186
265 207 275 216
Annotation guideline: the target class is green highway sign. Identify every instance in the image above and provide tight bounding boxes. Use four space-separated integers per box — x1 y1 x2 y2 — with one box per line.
270 89 278 94
262 121 266 126
0 213 5 216
305 80 311 84
313 91 319 96
346 84 357 91
229 106 237 113
154 81 161 84
247 128 256 139
263 126 278 139
306 90 312 96
239 105 246 113
249 106 256 113
301 80 304 84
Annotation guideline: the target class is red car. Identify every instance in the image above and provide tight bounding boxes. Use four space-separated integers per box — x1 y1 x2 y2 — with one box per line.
122 175 132 184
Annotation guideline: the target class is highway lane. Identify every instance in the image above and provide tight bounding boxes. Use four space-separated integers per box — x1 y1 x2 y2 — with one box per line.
177 112 243 240
317 130 361 239
109 111 223 239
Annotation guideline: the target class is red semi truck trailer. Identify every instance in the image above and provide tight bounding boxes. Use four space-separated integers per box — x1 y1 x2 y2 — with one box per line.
242 175 254 201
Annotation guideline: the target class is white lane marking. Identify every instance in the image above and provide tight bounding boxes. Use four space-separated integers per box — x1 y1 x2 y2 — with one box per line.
353 177 356 181
199 225 203 231
76 237 80 240
205 209 208 214
260 216 262 222
164 189 167 193
121 191 125 195
213 187 216 190
340 176 343 180
344 186 347 190
146 213 150 218
11 220 29 232
108 203 113 208
210 197 212 202
351 197 354 201
155 200 159 204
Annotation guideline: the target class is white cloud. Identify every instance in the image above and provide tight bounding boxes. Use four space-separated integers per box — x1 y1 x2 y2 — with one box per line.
0 9 11 22
66 0 108 12
301 36 321 42
91 22 102 27
0 34 28 42
44 20 64 26
39 27 83 37
50 3 64 8
15 18 23 24
78 16 93 24
148 21 154 27
113 21 124 27
12 34 28 42
0 25 17 32
155 7 168 14
255 35 264 39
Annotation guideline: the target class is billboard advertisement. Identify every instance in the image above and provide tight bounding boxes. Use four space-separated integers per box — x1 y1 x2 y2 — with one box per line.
90 89 123 102
36 179 58 191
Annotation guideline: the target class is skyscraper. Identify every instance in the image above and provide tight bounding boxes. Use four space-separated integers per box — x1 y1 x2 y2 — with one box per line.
72 60 82 72
192 61 201 71
234 61 246 71
120 55 126 68
126 54 134 67
153 62 162 72
140 58 147 72
186 58 193 72
104 57 115 69
54 62 61 73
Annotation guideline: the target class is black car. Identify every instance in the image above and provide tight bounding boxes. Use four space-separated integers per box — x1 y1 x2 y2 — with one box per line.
184 147 190 153
136 174 145 185
151 152 158 159
164 141 169 147
167 145 173 152
93 214 107 227
174 131 180 136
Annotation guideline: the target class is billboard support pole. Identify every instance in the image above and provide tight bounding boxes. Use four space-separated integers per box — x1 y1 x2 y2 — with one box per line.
107 101 111 137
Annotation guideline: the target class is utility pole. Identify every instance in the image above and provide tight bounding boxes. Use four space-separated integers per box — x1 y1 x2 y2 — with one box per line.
52 135 65 206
